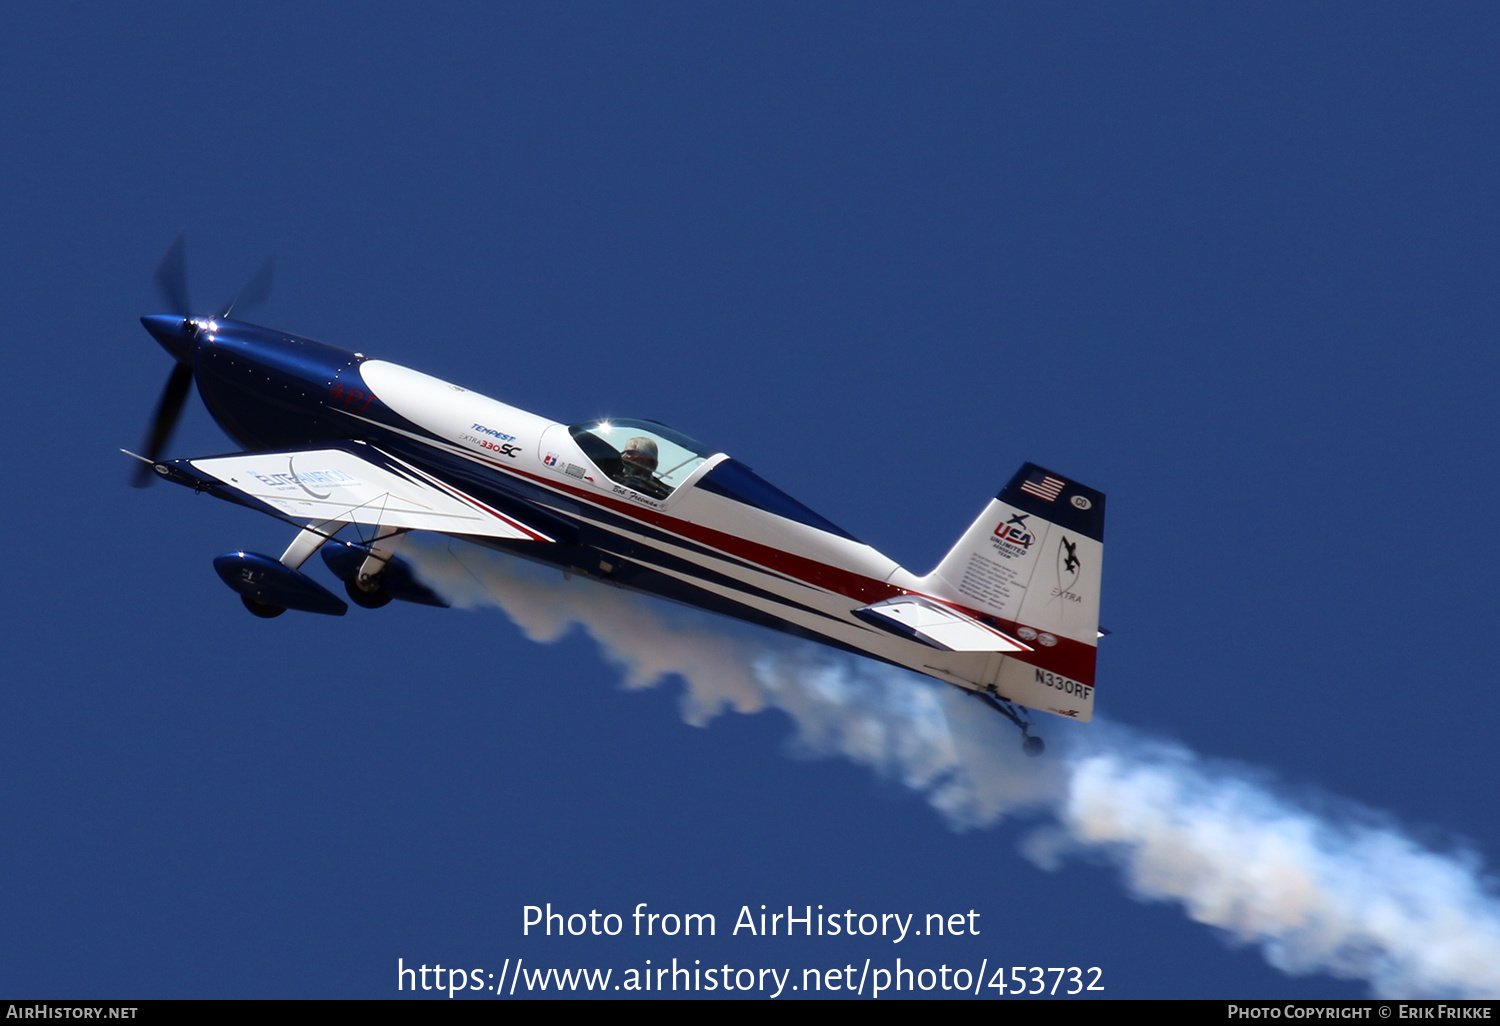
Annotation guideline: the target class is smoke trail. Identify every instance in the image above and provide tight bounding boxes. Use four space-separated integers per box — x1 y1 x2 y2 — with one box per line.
407 539 1500 998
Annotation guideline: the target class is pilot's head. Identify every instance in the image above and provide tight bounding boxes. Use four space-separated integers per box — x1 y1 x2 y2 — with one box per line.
622 436 659 474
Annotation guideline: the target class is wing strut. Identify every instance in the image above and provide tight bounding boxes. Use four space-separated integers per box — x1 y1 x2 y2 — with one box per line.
280 520 348 569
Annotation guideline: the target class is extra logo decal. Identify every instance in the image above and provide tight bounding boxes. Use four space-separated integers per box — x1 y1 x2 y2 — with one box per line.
1050 535 1083 605
460 426 520 457
991 514 1036 559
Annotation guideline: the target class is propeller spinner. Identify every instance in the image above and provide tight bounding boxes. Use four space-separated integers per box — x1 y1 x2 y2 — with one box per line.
131 234 273 487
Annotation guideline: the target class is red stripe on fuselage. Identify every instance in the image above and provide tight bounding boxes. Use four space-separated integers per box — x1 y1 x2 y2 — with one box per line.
446 446 1098 684
411 463 553 541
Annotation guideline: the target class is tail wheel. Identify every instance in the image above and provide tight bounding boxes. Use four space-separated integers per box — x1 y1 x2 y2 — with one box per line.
1022 735 1045 758
241 596 285 618
345 576 392 609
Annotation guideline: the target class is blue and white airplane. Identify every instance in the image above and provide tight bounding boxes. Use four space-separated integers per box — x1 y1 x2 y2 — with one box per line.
129 238 1105 753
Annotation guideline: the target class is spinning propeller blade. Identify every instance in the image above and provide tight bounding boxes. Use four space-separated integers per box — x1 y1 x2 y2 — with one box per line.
217 257 274 320
153 231 192 317
132 364 194 487
132 235 273 486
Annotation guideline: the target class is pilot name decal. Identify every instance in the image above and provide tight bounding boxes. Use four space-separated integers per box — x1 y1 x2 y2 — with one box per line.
991 513 1036 559
613 483 662 508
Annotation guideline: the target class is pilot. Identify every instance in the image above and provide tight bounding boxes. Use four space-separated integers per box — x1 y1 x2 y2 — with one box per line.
619 435 671 499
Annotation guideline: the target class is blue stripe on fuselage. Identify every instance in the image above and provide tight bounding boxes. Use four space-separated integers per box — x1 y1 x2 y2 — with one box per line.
191 325 857 638
358 436 842 623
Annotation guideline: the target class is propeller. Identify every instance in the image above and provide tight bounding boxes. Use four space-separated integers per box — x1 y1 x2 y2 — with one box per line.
131 363 197 487
131 234 274 487
153 231 192 317
217 254 274 320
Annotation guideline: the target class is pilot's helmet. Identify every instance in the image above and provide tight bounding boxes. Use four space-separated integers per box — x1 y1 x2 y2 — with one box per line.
622 436 659 473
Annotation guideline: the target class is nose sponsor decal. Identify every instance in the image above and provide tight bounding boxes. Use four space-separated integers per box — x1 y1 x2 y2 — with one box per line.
460 424 521 457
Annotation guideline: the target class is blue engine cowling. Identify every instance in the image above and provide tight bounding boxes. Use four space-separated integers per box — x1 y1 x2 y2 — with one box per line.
212 551 349 616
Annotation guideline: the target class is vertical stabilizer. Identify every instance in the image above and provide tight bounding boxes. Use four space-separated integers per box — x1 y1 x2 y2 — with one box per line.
919 464 1104 699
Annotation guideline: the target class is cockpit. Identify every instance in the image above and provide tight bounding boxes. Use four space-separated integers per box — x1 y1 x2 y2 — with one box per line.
567 418 716 500
565 416 859 540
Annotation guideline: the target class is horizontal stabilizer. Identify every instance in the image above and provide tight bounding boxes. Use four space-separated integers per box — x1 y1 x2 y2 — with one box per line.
176 445 554 542
853 595 1029 652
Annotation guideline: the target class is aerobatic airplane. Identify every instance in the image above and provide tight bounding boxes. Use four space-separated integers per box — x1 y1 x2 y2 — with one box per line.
128 238 1105 754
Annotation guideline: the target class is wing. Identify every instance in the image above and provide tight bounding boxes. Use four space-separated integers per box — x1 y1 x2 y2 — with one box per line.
151 443 554 542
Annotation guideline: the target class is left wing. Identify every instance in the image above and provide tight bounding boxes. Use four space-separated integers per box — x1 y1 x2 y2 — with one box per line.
153 444 553 542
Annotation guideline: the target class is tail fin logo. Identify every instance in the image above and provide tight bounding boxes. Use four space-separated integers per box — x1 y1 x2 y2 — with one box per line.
1051 535 1083 604
992 514 1036 559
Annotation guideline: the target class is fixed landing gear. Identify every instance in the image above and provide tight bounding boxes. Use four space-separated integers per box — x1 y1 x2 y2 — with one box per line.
344 574 392 609
973 688 1046 757
241 595 285 618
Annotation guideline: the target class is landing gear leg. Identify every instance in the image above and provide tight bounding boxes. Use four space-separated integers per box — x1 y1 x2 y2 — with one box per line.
973 688 1045 757
344 527 404 609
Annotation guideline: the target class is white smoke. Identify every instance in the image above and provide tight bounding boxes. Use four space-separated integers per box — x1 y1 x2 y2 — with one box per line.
407 538 1500 998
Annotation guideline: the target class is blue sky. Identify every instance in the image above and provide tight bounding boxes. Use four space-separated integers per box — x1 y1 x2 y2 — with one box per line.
2 3 1498 999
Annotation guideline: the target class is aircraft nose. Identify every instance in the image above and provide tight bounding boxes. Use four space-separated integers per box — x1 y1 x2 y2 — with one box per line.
141 314 197 363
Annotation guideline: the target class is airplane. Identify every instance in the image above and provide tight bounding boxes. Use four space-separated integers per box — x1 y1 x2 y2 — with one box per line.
128 237 1105 755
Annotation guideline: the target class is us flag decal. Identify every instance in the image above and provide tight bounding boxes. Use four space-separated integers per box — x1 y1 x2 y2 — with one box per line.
1020 473 1066 502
